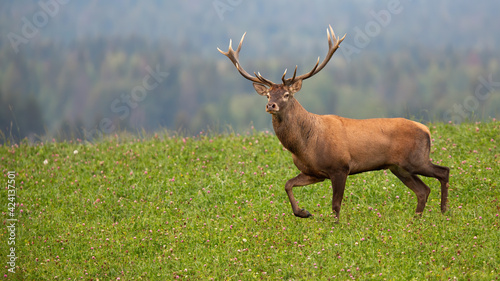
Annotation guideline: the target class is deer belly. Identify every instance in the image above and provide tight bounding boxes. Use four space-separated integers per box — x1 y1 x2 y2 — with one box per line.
348 149 393 174
292 154 329 178
291 154 332 179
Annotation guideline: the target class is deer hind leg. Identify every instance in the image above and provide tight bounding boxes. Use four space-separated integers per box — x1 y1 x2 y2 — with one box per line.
285 173 324 218
436 165 450 213
330 172 348 221
414 163 450 213
390 167 431 214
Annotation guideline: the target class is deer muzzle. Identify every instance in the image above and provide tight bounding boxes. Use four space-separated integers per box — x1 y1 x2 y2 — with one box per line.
266 102 279 113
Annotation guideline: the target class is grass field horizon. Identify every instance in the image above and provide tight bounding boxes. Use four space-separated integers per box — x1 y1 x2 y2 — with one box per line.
1 120 499 280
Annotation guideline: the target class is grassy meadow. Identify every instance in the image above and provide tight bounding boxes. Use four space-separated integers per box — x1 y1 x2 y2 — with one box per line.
0 121 499 280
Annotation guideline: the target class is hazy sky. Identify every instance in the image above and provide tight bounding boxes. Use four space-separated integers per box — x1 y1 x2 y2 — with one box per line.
3 1 499 58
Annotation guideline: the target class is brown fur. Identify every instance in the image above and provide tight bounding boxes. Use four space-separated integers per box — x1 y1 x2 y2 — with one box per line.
256 83 450 220
219 26 449 220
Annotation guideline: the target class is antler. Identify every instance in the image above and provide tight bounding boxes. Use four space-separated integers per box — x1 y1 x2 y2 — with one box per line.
282 25 346 86
217 33 275 86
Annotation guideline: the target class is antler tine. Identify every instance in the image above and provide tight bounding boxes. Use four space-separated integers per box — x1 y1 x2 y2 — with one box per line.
281 69 287 84
291 65 298 82
236 33 244 51
256 72 274 85
283 25 346 85
218 33 275 86
281 66 298 84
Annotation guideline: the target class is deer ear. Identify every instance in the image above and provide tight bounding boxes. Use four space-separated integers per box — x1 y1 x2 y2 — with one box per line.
289 79 302 94
253 83 269 96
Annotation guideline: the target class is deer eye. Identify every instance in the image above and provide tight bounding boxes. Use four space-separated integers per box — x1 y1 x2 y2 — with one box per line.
283 92 290 99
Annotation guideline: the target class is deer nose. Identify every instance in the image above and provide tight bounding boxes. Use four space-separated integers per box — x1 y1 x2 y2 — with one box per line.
266 102 279 113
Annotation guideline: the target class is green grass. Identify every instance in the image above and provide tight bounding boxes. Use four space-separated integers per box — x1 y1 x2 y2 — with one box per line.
1 121 499 280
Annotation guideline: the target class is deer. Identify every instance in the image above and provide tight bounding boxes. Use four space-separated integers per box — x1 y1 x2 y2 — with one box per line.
218 25 450 221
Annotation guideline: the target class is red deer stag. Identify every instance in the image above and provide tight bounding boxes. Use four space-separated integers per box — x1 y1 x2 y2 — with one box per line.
218 25 450 220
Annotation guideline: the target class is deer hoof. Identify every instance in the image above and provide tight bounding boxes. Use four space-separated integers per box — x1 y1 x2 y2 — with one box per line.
294 209 313 218
441 204 448 213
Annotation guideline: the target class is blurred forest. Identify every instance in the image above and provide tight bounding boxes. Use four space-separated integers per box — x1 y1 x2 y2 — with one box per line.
0 1 499 141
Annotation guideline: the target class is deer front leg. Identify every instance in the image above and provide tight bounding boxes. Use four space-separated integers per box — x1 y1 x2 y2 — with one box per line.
285 173 323 218
331 172 348 221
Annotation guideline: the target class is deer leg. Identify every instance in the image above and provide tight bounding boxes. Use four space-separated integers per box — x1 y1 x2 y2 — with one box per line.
285 173 323 218
330 172 348 221
414 163 450 213
437 166 450 213
390 167 430 214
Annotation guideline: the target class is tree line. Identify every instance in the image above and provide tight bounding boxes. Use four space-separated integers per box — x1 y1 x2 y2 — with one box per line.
1 35 498 143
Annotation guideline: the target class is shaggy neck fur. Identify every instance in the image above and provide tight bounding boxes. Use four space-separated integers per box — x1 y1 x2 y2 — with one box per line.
272 97 317 155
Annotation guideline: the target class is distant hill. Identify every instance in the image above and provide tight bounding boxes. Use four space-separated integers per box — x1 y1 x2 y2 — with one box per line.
2 1 500 56
0 1 499 140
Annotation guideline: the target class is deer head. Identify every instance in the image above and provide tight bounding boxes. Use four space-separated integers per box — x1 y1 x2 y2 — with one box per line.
218 25 345 115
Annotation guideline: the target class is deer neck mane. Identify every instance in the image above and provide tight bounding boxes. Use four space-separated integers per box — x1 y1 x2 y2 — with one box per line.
272 98 317 155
